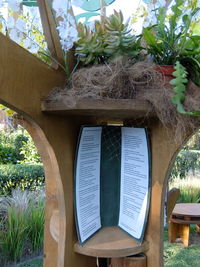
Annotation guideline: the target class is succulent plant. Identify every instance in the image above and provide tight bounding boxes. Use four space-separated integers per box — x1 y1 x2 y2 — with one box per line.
75 10 141 65
104 11 141 59
75 21 107 65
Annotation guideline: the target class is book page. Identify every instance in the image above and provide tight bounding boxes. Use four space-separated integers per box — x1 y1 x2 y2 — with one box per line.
75 127 102 243
118 128 149 240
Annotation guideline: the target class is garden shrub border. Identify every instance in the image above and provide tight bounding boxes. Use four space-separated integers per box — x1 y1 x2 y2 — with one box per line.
0 164 44 195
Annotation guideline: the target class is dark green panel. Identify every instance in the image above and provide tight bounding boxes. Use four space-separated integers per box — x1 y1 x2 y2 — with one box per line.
100 126 121 227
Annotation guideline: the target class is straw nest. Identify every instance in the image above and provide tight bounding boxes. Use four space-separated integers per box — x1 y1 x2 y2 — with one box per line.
46 59 200 140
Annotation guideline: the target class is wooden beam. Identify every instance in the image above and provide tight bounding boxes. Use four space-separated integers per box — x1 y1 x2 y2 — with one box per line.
37 0 64 68
41 98 155 120
0 33 65 117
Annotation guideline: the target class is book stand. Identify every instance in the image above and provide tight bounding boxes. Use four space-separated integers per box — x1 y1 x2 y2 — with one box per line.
41 98 192 267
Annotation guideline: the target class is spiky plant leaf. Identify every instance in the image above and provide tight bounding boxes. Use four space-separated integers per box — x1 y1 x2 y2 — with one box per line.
170 61 200 116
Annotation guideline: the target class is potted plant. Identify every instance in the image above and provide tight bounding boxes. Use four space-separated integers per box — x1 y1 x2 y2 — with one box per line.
75 11 142 65
142 0 200 114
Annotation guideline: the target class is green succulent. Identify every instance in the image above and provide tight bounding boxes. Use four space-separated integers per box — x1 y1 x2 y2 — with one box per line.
75 10 141 65
75 21 107 65
104 11 141 59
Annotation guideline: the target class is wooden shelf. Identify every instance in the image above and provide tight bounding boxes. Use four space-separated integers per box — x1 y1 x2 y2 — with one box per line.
74 226 149 258
41 98 155 120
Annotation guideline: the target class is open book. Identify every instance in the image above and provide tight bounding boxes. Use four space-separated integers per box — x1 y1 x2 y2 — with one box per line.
74 126 151 244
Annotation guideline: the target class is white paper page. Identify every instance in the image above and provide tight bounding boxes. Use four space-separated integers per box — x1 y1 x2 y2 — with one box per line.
76 127 102 243
118 128 149 240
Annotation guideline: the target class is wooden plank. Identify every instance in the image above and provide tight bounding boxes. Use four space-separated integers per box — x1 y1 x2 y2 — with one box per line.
74 226 149 258
37 0 64 68
37 0 75 73
0 33 67 267
173 203 200 217
0 32 65 116
41 98 155 120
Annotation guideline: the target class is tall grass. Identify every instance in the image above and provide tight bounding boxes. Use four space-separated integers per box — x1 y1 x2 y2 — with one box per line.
26 192 45 252
0 189 45 263
169 176 200 203
1 206 27 262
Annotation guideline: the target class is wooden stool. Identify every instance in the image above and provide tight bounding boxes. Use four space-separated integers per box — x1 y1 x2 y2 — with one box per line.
169 203 200 246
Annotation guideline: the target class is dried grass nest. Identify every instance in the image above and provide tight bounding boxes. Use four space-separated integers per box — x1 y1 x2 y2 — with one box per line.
47 60 200 139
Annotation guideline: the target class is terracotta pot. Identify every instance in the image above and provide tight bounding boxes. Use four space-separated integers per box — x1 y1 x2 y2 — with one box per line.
155 65 175 87
155 65 175 76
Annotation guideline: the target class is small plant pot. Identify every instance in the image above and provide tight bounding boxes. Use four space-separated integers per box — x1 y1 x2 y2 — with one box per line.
155 65 175 87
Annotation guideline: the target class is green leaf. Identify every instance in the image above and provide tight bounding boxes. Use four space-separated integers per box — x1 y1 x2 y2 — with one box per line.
143 28 162 54
171 61 200 116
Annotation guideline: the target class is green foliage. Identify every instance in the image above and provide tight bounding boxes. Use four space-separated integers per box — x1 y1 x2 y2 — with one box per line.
19 137 41 165
14 134 29 162
170 61 200 116
169 176 200 203
0 131 16 147
104 11 141 59
0 145 17 164
76 21 107 64
170 61 188 113
75 11 141 65
143 0 200 67
0 129 41 164
0 164 44 195
0 206 27 262
170 150 200 179
164 241 200 267
170 130 200 180
0 189 45 264
27 197 45 251
179 186 200 203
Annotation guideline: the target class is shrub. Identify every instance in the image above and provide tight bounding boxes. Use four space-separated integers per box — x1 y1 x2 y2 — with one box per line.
14 134 29 162
19 137 41 164
0 189 45 263
0 164 44 195
0 145 18 164
170 149 200 180
0 129 41 165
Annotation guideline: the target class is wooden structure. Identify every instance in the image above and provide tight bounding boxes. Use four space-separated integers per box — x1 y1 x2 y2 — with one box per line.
166 187 180 222
0 2 198 267
111 254 147 267
169 203 200 246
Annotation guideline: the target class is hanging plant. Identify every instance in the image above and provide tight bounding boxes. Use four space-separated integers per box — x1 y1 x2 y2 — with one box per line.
170 61 200 116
